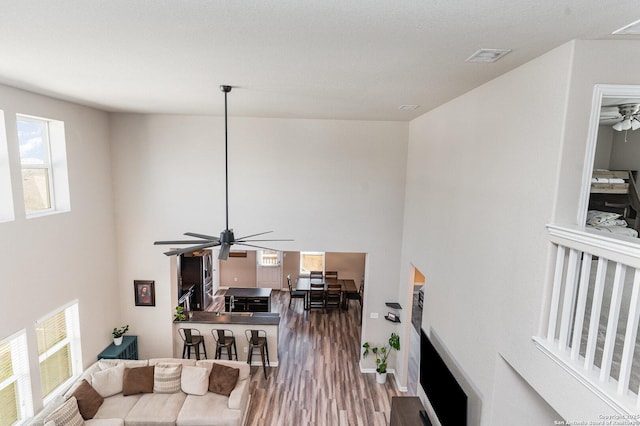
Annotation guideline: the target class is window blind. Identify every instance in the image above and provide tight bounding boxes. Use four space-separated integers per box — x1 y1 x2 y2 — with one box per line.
36 302 81 400
0 331 32 425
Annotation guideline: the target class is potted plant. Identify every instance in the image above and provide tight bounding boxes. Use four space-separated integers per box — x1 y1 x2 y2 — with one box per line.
112 325 129 346
174 306 187 321
363 332 400 384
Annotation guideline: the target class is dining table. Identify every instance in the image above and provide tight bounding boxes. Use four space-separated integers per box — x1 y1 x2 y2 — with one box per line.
295 277 358 310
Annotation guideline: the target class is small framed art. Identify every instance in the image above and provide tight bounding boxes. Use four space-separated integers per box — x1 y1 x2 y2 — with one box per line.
134 280 155 307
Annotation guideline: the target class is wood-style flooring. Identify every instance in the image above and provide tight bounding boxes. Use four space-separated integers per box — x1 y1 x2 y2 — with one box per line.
212 289 407 425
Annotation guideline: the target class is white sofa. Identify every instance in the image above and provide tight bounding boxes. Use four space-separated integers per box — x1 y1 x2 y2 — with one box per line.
27 358 251 426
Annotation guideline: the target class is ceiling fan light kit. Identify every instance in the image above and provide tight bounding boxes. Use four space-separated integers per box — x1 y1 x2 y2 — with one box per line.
154 85 291 260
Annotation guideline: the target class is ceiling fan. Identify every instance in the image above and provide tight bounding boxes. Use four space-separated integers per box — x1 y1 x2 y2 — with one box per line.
154 85 291 260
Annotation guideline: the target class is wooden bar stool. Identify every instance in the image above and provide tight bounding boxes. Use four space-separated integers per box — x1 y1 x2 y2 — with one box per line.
245 329 270 379
178 328 207 360
212 329 238 360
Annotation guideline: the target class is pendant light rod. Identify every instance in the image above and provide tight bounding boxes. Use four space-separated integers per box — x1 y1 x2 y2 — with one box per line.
221 85 232 231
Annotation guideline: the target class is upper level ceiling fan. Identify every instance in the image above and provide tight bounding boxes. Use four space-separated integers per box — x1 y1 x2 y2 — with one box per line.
154 85 292 260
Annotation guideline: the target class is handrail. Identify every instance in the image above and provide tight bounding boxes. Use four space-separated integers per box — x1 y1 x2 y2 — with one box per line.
540 224 640 416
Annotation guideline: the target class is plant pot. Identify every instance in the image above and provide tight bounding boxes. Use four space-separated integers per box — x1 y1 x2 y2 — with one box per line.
376 371 387 384
113 336 123 346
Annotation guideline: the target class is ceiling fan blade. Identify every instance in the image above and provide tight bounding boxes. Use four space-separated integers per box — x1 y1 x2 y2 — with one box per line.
162 241 222 256
237 238 294 242
235 242 283 251
183 232 219 241
219 244 231 260
154 239 214 245
235 231 273 240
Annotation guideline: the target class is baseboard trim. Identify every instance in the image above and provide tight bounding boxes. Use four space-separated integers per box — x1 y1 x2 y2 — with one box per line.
359 364 407 391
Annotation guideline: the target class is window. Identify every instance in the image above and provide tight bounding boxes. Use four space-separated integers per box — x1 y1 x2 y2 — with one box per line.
0 331 32 425
258 250 281 266
36 302 81 401
0 111 14 222
300 252 325 274
16 114 70 217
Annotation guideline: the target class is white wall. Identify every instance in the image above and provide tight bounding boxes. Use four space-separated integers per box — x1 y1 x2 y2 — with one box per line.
109 114 408 359
0 84 119 410
401 39 640 424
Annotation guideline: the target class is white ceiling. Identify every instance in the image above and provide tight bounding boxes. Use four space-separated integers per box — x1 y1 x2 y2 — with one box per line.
0 1 638 121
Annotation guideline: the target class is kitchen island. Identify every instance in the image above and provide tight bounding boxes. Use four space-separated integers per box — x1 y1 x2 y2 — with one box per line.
172 311 279 365
224 287 272 312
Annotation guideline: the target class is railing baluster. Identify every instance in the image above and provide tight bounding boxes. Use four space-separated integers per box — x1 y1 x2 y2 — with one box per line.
559 249 580 350
618 269 640 395
600 262 626 383
571 253 592 360
548 245 566 343
585 257 608 371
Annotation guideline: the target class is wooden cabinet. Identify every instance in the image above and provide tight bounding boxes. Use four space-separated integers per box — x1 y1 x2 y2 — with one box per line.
390 397 430 426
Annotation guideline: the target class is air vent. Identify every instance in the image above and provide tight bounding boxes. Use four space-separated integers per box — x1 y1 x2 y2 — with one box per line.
466 48 512 63
613 19 640 35
399 105 420 110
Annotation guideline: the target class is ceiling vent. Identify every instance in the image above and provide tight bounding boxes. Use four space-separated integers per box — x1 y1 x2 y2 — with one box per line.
465 48 512 63
613 19 640 35
399 105 420 110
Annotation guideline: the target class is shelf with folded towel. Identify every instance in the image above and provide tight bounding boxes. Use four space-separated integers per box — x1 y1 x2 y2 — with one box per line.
590 169 630 194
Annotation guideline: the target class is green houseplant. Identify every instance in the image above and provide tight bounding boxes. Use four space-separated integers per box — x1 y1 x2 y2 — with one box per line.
112 325 129 346
363 332 400 383
174 306 187 321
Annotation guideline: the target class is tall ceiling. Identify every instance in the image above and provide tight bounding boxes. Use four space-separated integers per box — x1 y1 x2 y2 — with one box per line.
0 1 638 121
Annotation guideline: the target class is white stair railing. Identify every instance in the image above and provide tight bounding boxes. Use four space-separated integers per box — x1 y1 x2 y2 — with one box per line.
535 225 640 416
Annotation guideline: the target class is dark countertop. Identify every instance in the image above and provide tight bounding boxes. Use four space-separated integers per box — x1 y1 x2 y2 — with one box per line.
178 311 280 325
224 287 272 298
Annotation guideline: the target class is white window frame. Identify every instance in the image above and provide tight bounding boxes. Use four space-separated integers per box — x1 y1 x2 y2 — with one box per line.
258 250 281 266
16 114 70 218
0 330 33 425
299 251 325 275
36 301 82 404
0 111 14 222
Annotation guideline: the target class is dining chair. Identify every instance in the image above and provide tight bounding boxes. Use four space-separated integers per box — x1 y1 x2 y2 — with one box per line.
346 278 365 323
178 328 207 360
309 270 324 280
287 274 306 309
324 270 338 280
325 283 343 312
308 282 326 312
211 329 238 360
245 329 270 379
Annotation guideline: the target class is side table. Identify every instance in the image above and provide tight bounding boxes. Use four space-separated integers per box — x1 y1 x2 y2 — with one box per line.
97 335 138 360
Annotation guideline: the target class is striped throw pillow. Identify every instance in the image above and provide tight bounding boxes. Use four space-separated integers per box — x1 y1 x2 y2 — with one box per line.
44 396 84 426
153 363 182 393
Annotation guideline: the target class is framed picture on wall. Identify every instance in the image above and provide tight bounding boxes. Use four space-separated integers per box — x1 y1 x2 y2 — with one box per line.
134 280 155 307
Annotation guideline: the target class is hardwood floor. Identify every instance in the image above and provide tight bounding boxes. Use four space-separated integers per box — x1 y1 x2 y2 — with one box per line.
218 289 405 425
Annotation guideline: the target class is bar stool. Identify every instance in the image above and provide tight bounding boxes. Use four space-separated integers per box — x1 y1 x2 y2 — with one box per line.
211 329 238 360
245 329 269 379
178 328 207 360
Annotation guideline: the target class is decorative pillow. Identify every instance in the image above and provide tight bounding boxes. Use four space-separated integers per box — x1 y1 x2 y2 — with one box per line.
181 366 209 396
153 363 182 393
98 359 148 370
26 395 65 426
90 365 124 397
123 366 155 396
44 396 84 426
598 218 628 227
208 363 239 396
69 379 103 420
586 210 621 226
